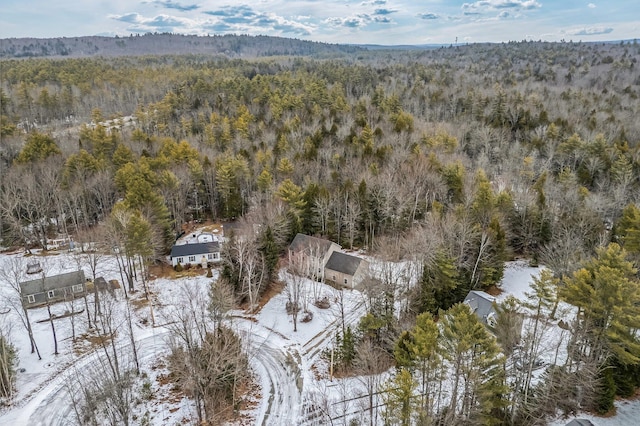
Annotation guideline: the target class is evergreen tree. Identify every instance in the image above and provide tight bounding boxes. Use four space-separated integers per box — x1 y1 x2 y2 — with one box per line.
15 132 61 163
383 368 417 426
562 243 640 366
419 250 462 314
394 330 415 369
595 364 616 414
440 304 507 425
407 312 440 422
258 226 280 283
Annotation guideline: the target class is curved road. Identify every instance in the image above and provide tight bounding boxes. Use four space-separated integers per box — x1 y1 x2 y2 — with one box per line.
2 329 170 426
1 321 304 426
237 319 303 425
1 303 361 426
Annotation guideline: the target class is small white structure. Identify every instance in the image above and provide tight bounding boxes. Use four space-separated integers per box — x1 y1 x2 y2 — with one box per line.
197 233 214 243
170 242 221 267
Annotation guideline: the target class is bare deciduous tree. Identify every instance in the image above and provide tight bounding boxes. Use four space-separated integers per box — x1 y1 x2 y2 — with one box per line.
0 257 41 359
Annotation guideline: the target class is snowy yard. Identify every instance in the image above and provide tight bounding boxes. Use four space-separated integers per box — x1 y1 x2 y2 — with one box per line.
0 248 371 425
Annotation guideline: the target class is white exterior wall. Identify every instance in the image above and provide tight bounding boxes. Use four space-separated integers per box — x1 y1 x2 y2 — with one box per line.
172 251 220 267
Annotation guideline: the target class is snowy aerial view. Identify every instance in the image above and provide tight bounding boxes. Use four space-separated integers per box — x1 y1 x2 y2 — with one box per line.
2 20 640 425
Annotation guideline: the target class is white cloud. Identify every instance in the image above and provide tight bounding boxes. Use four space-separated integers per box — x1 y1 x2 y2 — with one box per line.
326 15 370 28
418 12 439 20
565 26 613 36
588 3 596 8
462 0 541 14
111 6 316 36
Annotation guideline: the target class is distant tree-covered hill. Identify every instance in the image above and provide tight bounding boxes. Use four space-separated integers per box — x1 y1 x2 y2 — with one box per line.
0 33 364 59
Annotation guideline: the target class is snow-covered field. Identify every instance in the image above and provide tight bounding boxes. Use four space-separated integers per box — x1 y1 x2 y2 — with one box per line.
0 250 180 426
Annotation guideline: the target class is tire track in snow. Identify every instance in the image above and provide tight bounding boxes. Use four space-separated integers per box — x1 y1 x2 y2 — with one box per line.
1 330 169 426
238 319 303 426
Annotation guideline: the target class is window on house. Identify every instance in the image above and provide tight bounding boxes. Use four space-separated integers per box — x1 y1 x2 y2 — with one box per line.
72 284 83 293
207 254 213 260
332 275 336 281
344 278 348 285
47 290 55 299
213 252 219 259
178 257 183 264
27 294 35 304
188 256 196 262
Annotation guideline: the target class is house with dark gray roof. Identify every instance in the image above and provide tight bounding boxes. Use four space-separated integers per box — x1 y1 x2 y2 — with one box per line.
288 234 341 281
565 420 595 426
324 252 369 289
170 241 221 267
20 270 86 309
464 290 498 326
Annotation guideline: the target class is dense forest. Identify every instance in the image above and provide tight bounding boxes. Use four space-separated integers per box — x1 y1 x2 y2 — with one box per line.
0 33 364 59
2 37 640 424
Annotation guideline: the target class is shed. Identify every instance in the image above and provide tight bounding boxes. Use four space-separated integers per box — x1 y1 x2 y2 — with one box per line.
94 277 119 292
26 261 42 275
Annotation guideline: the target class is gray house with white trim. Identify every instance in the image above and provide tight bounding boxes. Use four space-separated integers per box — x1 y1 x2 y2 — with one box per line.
170 241 221 267
20 270 87 309
464 290 498 326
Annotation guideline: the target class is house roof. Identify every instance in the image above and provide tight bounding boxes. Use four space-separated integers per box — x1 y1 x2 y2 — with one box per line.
463 290 496 322
325 252 365 276
20 270 86 295
566 420 595 426
170 241 220 258
289 233 339 256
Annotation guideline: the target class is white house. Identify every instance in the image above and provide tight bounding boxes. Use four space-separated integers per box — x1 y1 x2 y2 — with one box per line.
170 241 221 267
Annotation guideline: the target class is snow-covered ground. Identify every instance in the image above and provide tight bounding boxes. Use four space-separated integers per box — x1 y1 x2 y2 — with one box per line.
0 247 372 425
0 250 180 426
548 398 640 426
1 250 638 426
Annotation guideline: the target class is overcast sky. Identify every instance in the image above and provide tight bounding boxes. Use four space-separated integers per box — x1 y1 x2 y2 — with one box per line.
1 0 638 45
